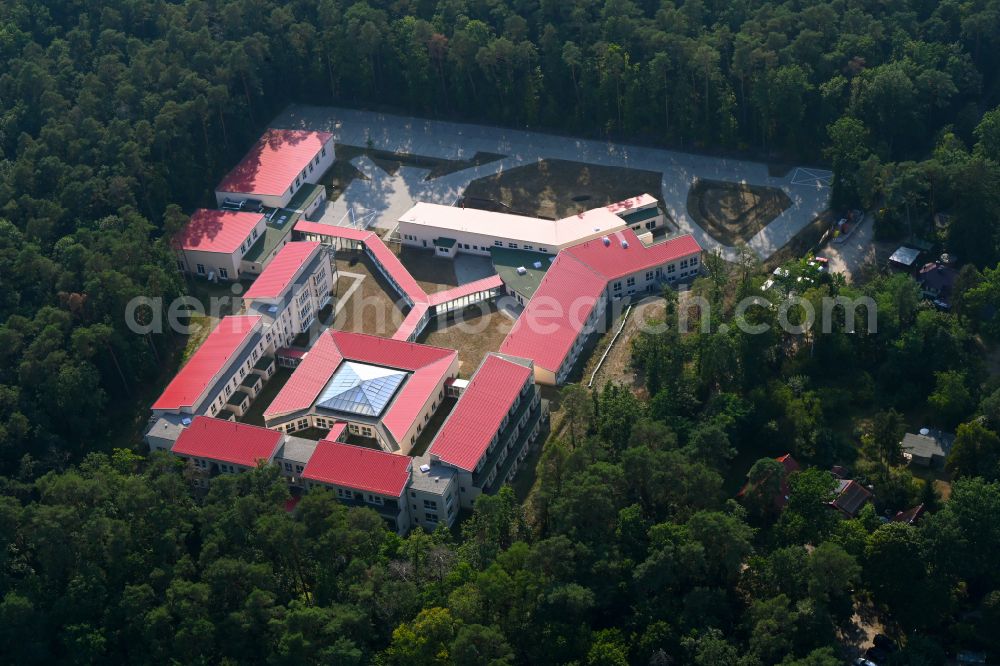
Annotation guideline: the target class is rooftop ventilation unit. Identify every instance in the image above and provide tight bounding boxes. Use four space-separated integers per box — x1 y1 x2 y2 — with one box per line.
516 266 527 275
621 240 629 249
419 464 431 473
533 261 543 269
181 417 192 426
602 236 611 246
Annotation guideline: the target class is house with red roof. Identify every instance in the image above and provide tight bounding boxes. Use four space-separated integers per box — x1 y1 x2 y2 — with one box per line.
169 416 283 487
215 129 335 211
151 315 272 420
500 229 702 384
302 438 414 533
263 331 459 455
424 353 545 513
243 241 334 353
737 453 801 511
173 209 267 281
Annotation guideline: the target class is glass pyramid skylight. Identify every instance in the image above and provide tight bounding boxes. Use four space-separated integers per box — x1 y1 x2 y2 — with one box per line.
316 361 407 417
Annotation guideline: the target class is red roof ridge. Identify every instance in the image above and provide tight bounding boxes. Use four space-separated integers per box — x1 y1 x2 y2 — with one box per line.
302 439 411 496
243 241 321 300
171 416 282 467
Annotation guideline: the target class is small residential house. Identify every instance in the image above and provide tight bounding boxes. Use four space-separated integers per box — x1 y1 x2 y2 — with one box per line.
737 453 800 510
917 261 959 307
829 479 873 518
902 429 955 467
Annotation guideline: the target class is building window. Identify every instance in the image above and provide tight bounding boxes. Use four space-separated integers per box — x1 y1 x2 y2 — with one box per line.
508 242 517 249
423 499 438 509
337 488 352 499
680 259 689 269
539 247 548 253
524 245 533 251
252 229 258 239
626 277 636 287
219 268 229 279
176 260 184 271
284 463 292 471
473 245 478 251
366 494 384 506
690 256 699 266
308 164 313 173
321 147 327 157
646 221 656 229
425 512 438 523
196 264 205 274
667 264 676 274
613 282 622 292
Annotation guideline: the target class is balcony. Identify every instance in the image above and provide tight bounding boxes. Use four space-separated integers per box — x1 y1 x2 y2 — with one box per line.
474 389 543 488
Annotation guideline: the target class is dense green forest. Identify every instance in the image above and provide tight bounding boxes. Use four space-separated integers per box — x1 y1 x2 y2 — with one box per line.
3 0 1000 662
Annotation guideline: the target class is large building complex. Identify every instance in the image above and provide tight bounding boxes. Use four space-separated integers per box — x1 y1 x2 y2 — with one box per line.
146 124 707 536
398 194 664 258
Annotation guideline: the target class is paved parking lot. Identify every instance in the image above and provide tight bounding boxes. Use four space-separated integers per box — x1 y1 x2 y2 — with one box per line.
273 105 831 261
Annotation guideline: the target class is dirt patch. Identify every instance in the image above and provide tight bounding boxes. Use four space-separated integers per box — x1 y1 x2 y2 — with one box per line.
418 304 512 375
395 246 459 292
332 253 406 337
688 178 792 246
585 296 667 393
462 158 664 220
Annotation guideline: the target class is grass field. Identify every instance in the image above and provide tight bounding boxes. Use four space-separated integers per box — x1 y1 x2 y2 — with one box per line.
419 304 513 375
395 246 459 292
687 178 791 246
332 253 406 337
462 158 664 220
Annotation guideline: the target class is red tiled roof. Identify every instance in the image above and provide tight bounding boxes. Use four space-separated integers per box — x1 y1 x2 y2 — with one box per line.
563 229 702 281
381 354 455 443
265 333 344 419
217 129 333 197
329 330 455 371
362 233 426 304
292 222 427 305
430 355 532 471
426 274 504 306
243 242 321 300
153 316 262 411
499 232 701 374
171 416 281 467
326 421 348 442
499 252 606 373
392 302 430 342
264 331 457 444
173 209 264 254
302 439 411 496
